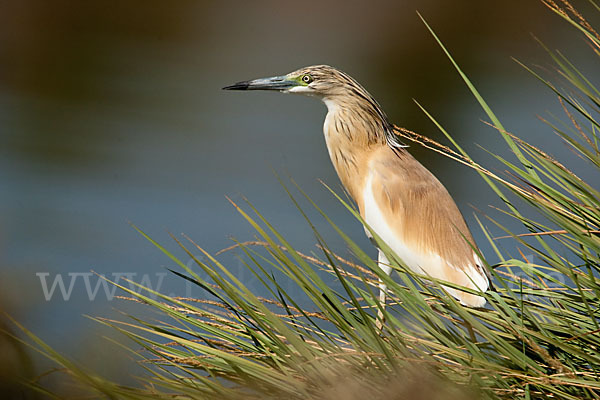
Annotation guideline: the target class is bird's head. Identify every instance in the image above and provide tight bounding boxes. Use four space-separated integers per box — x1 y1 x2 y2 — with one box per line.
223 65 362 100
223 65 403 147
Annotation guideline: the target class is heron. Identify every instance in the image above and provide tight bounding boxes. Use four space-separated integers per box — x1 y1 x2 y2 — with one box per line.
223 65 490 323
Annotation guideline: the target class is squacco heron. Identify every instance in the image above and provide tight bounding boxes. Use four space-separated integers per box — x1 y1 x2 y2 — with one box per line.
224 65 490 318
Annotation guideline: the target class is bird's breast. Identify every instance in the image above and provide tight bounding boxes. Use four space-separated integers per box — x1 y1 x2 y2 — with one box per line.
322 104 378 206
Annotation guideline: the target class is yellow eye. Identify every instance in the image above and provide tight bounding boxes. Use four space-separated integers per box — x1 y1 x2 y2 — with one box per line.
302 74 313 84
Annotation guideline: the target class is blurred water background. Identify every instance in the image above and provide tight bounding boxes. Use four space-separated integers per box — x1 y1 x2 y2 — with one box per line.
1 0 598 385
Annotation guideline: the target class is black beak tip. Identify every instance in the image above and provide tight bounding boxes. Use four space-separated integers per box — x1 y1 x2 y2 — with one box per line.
222 81 249 91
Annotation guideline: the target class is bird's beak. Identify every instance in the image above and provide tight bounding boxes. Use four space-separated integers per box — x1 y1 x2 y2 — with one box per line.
222 75 298 91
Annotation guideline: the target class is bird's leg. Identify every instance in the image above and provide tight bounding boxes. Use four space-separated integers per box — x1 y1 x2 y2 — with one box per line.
376 250 393 330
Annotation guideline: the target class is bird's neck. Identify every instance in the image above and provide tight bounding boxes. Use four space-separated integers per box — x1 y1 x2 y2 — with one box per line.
323 96 391 147
322 96 392 202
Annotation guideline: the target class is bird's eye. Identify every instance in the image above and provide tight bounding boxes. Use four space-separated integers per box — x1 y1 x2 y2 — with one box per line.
301 74 313 84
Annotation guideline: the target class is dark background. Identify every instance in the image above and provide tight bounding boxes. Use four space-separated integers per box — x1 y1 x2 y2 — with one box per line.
1 0 597 384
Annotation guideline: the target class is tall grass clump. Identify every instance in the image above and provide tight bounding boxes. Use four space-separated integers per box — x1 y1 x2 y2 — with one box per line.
10 1 600 399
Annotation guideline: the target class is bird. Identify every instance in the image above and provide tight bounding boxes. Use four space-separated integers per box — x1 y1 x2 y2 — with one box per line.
223 65 490 319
